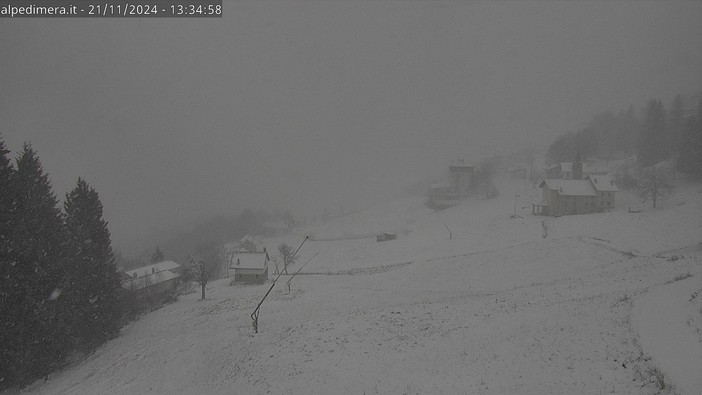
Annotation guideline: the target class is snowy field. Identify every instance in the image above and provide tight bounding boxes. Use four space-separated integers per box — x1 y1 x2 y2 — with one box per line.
18 177 702 394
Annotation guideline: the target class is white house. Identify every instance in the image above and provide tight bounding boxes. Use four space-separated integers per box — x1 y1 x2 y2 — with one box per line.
229 251 270 284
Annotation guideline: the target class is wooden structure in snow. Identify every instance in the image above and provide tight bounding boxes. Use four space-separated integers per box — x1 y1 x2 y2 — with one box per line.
427 160 475 209
121 260 182 297
376 232 397 242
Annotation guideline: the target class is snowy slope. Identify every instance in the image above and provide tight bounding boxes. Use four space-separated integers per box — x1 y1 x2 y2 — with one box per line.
17 177 702 395
633 277 702 395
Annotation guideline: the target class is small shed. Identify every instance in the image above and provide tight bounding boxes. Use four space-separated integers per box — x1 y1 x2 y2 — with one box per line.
376 232 397 242
230 252 269 284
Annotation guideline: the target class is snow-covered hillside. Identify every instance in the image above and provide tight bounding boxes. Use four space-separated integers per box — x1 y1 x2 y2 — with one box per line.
19 177 702 394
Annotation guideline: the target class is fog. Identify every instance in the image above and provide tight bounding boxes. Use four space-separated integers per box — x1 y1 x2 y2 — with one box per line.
1 1 700 254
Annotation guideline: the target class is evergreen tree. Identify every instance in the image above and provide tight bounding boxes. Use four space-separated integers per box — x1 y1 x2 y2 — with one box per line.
0 136 17 387
151 246 165 263
585 112 616 158
0 136 14 225
3 144 68 385
545 133 575 165
677 95 702 178
64 178 122 351
668 94 686 153
0 136 15 265
638 99 668 167
614 105 638 154
574 128 598 159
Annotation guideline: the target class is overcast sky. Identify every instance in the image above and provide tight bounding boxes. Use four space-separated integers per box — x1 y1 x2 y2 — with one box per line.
1 1 700 253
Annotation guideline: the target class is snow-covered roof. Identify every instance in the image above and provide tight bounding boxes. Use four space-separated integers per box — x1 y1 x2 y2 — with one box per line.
583 164 607 175
121 270 180 291
539 179 598 196
449 165 474 172
430 181 451 189
560 162 608 175
587 175 618 192
450 159 473 167
230 252 269 270
239 234 258 244
263 221 288 230
124 260 180 278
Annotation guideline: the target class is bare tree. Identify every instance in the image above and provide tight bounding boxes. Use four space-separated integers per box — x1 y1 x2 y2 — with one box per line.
270 256 280 275
639 165 671 208
189 247 224 300
151 246 165 263
278 243 295 274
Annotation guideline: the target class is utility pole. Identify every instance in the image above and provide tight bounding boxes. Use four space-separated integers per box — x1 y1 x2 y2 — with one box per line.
250 236 308 333
286 252 318 293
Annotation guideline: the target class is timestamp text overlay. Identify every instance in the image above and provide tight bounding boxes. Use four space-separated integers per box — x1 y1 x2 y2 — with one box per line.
1 0 222 18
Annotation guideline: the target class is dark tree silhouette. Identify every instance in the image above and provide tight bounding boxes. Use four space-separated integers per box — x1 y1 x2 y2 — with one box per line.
189 247 224 300
638 99 668 167
151 246 165 263
64 178 122 351
677 95 702 178
278 243 295 274
2 144 68 386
